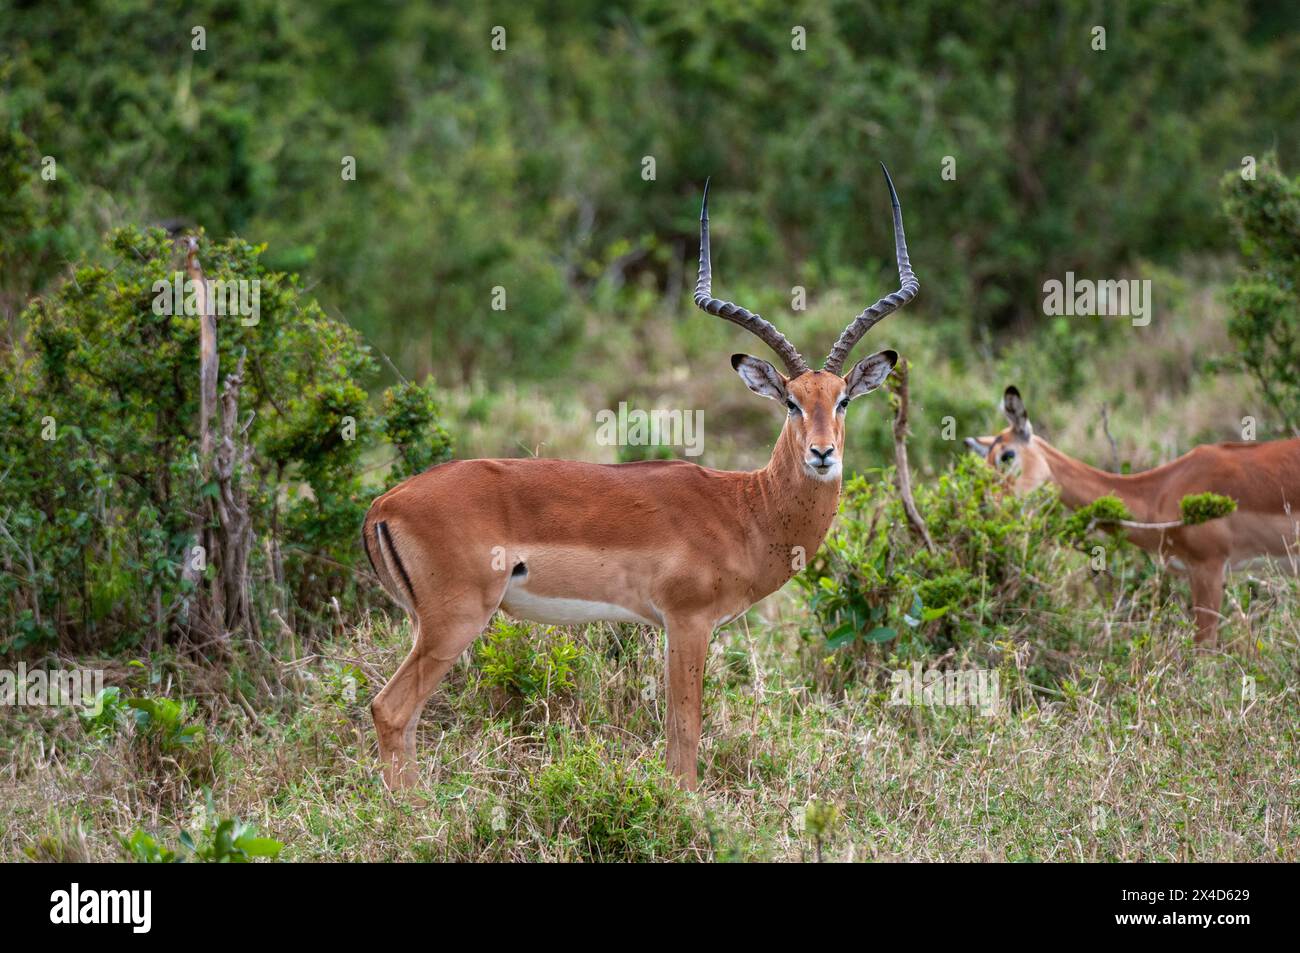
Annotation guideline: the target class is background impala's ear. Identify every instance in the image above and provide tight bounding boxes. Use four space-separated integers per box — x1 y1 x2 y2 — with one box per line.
1002 385 1032 439
731 353 788 401
965 436 994 455
843 349 898 400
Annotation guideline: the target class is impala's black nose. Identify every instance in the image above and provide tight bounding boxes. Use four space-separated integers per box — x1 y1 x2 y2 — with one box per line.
809 445 836 465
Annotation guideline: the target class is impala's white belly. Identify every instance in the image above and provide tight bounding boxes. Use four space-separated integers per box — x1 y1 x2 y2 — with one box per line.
499 585 657 627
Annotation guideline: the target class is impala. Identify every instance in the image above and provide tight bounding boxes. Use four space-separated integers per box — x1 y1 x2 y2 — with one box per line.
967 387 1300 646
363 164 919 790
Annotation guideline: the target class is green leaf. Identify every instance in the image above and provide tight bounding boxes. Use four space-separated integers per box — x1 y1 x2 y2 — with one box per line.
825 622 857 649
235 836 284 858
862 626 897 643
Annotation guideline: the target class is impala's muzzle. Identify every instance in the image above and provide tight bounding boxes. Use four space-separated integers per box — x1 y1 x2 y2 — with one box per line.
807 444 838 478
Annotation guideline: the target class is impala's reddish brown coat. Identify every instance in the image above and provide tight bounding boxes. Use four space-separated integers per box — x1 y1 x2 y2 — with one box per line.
363 166 918 790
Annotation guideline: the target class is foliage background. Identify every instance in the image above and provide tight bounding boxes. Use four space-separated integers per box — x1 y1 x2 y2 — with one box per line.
1 1 1299 862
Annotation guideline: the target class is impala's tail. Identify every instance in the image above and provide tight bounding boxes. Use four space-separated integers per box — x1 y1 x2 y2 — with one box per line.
363 509 418 614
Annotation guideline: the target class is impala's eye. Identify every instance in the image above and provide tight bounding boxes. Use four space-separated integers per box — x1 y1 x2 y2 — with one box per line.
837 398 850 413
786 400 801 416
999 449 1017 465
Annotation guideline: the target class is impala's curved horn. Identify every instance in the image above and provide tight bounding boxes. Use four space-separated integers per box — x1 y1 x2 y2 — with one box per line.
822 163 920 375
695 179 810 378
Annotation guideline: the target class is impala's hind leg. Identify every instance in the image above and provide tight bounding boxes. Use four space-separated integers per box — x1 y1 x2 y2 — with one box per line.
372 584 505 790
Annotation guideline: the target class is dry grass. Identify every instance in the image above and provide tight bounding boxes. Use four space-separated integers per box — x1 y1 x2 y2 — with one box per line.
2 559 1296 862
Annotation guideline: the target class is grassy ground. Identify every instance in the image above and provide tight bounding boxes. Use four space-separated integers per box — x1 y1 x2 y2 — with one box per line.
3 566 1296 862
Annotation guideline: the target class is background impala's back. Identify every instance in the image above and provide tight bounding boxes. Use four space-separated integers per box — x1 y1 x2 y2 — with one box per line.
2 1 1299 863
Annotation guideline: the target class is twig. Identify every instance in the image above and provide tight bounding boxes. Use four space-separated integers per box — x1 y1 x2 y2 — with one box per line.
1100 403 1120 473
889 359 934 551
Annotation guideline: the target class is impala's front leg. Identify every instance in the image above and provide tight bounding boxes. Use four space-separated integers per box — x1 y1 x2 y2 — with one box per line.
664 614 711 791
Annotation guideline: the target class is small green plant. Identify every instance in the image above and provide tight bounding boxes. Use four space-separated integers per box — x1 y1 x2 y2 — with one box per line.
1179 492 1237 525
1064 494 1134 541
128 695 204 751
78 685 129 737
123 692 221 791
476 616 582 699
180 817 284 863
121 791 283 863
120 830 180 863
320 661 368 707
803 798 842 863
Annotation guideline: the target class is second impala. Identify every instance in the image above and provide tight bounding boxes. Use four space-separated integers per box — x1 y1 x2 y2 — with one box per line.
363 165 920 790
968 386 1300 647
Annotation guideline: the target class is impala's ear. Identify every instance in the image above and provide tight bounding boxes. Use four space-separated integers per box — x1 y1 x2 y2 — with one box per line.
965 436 994 456
844 349 898 400
731 354 788 402
1002 386 1032 439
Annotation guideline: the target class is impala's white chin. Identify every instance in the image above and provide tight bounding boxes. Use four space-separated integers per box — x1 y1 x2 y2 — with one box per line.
806 461 841 481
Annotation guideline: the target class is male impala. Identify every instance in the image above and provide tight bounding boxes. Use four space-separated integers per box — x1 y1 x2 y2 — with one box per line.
967 387 1300 646
363 164 919 790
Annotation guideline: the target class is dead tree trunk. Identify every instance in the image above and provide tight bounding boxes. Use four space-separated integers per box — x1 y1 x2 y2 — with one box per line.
175 237 256 649
178 237 223 649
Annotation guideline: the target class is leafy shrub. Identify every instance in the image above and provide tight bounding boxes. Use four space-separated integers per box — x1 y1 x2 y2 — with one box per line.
178 817 283 863
1220 155 1300 435
799 455 1075 662
119 830 181 864
0 227 453 653
102 689 223 794
382 379 454 480
476 616 582 701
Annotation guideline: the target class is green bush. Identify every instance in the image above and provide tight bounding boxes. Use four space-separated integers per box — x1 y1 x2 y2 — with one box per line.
1220 155 1300 435
475 616 582 701
0 227 453 653
382 379 453 480
127 696 204 753
799 455 1075 661
78 685 129 737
